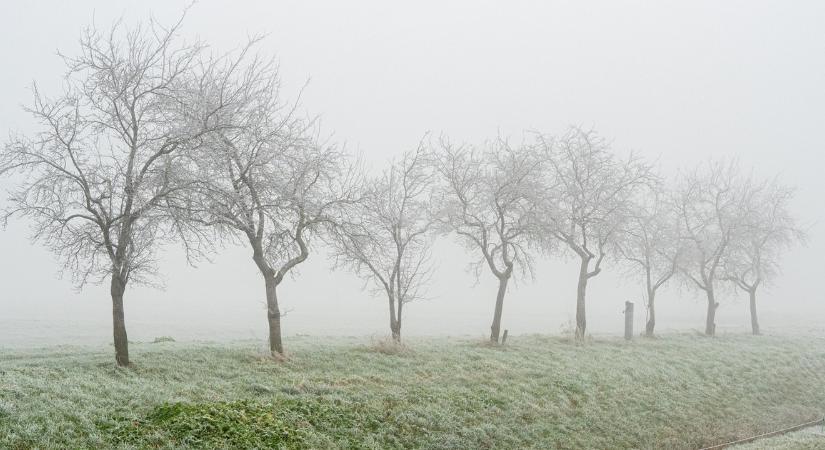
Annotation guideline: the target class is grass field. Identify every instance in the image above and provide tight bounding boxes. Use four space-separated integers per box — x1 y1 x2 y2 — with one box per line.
1 333 824 449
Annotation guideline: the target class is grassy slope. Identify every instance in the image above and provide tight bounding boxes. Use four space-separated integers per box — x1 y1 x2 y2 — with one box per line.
1 334 824 449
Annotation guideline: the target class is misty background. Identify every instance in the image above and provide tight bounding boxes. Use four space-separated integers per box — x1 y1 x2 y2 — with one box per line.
0 0 822 347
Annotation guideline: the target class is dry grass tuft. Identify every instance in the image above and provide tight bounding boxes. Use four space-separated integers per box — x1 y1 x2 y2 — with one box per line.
362 337 414 355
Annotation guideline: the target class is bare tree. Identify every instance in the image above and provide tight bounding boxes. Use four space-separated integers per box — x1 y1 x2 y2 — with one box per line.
674 159 749 336
724 178 804 335
330 144 433 342
189 51 360 356
537 127 654 340
432 135 544 344
618 190 683 337
0 16 226 366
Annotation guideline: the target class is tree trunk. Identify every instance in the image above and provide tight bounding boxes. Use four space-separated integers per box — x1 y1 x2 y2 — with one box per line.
390 321 401 342
396 300 403 342
705 288 717 336
387 293 402 342
489 275 509 343
749 289 760 335
110 274 129 367
645 289 656 337
575 258 589 340
264 275 284 356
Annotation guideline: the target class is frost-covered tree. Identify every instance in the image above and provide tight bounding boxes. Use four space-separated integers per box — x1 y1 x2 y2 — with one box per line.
432 136 544 344
0 16 228 366
618 190 683 337
724 178 804 335
330 144 433 342
537 127 654 340
674 159 749 336
189 52 360 357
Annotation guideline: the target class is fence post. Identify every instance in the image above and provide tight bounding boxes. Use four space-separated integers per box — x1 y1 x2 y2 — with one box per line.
624 301 634 340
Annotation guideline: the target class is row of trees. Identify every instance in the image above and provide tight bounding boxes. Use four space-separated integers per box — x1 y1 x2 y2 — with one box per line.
0 18 804 366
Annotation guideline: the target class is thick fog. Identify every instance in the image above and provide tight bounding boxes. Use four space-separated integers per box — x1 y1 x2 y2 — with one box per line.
0 0 822 346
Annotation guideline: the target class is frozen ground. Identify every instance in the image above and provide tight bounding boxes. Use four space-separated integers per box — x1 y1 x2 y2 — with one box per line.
1 334 824 448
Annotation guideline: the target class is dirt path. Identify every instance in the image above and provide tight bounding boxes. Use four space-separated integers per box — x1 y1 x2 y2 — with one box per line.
733 426 825 449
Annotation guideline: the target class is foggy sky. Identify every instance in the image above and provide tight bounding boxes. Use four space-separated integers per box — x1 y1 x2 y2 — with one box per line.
1 0 823 346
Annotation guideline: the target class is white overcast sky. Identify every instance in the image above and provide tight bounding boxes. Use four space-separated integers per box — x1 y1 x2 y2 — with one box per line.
0 1 823 346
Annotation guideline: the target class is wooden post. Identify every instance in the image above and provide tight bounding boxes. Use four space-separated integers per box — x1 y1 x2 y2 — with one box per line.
624 301 634 340
501 329 509 345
